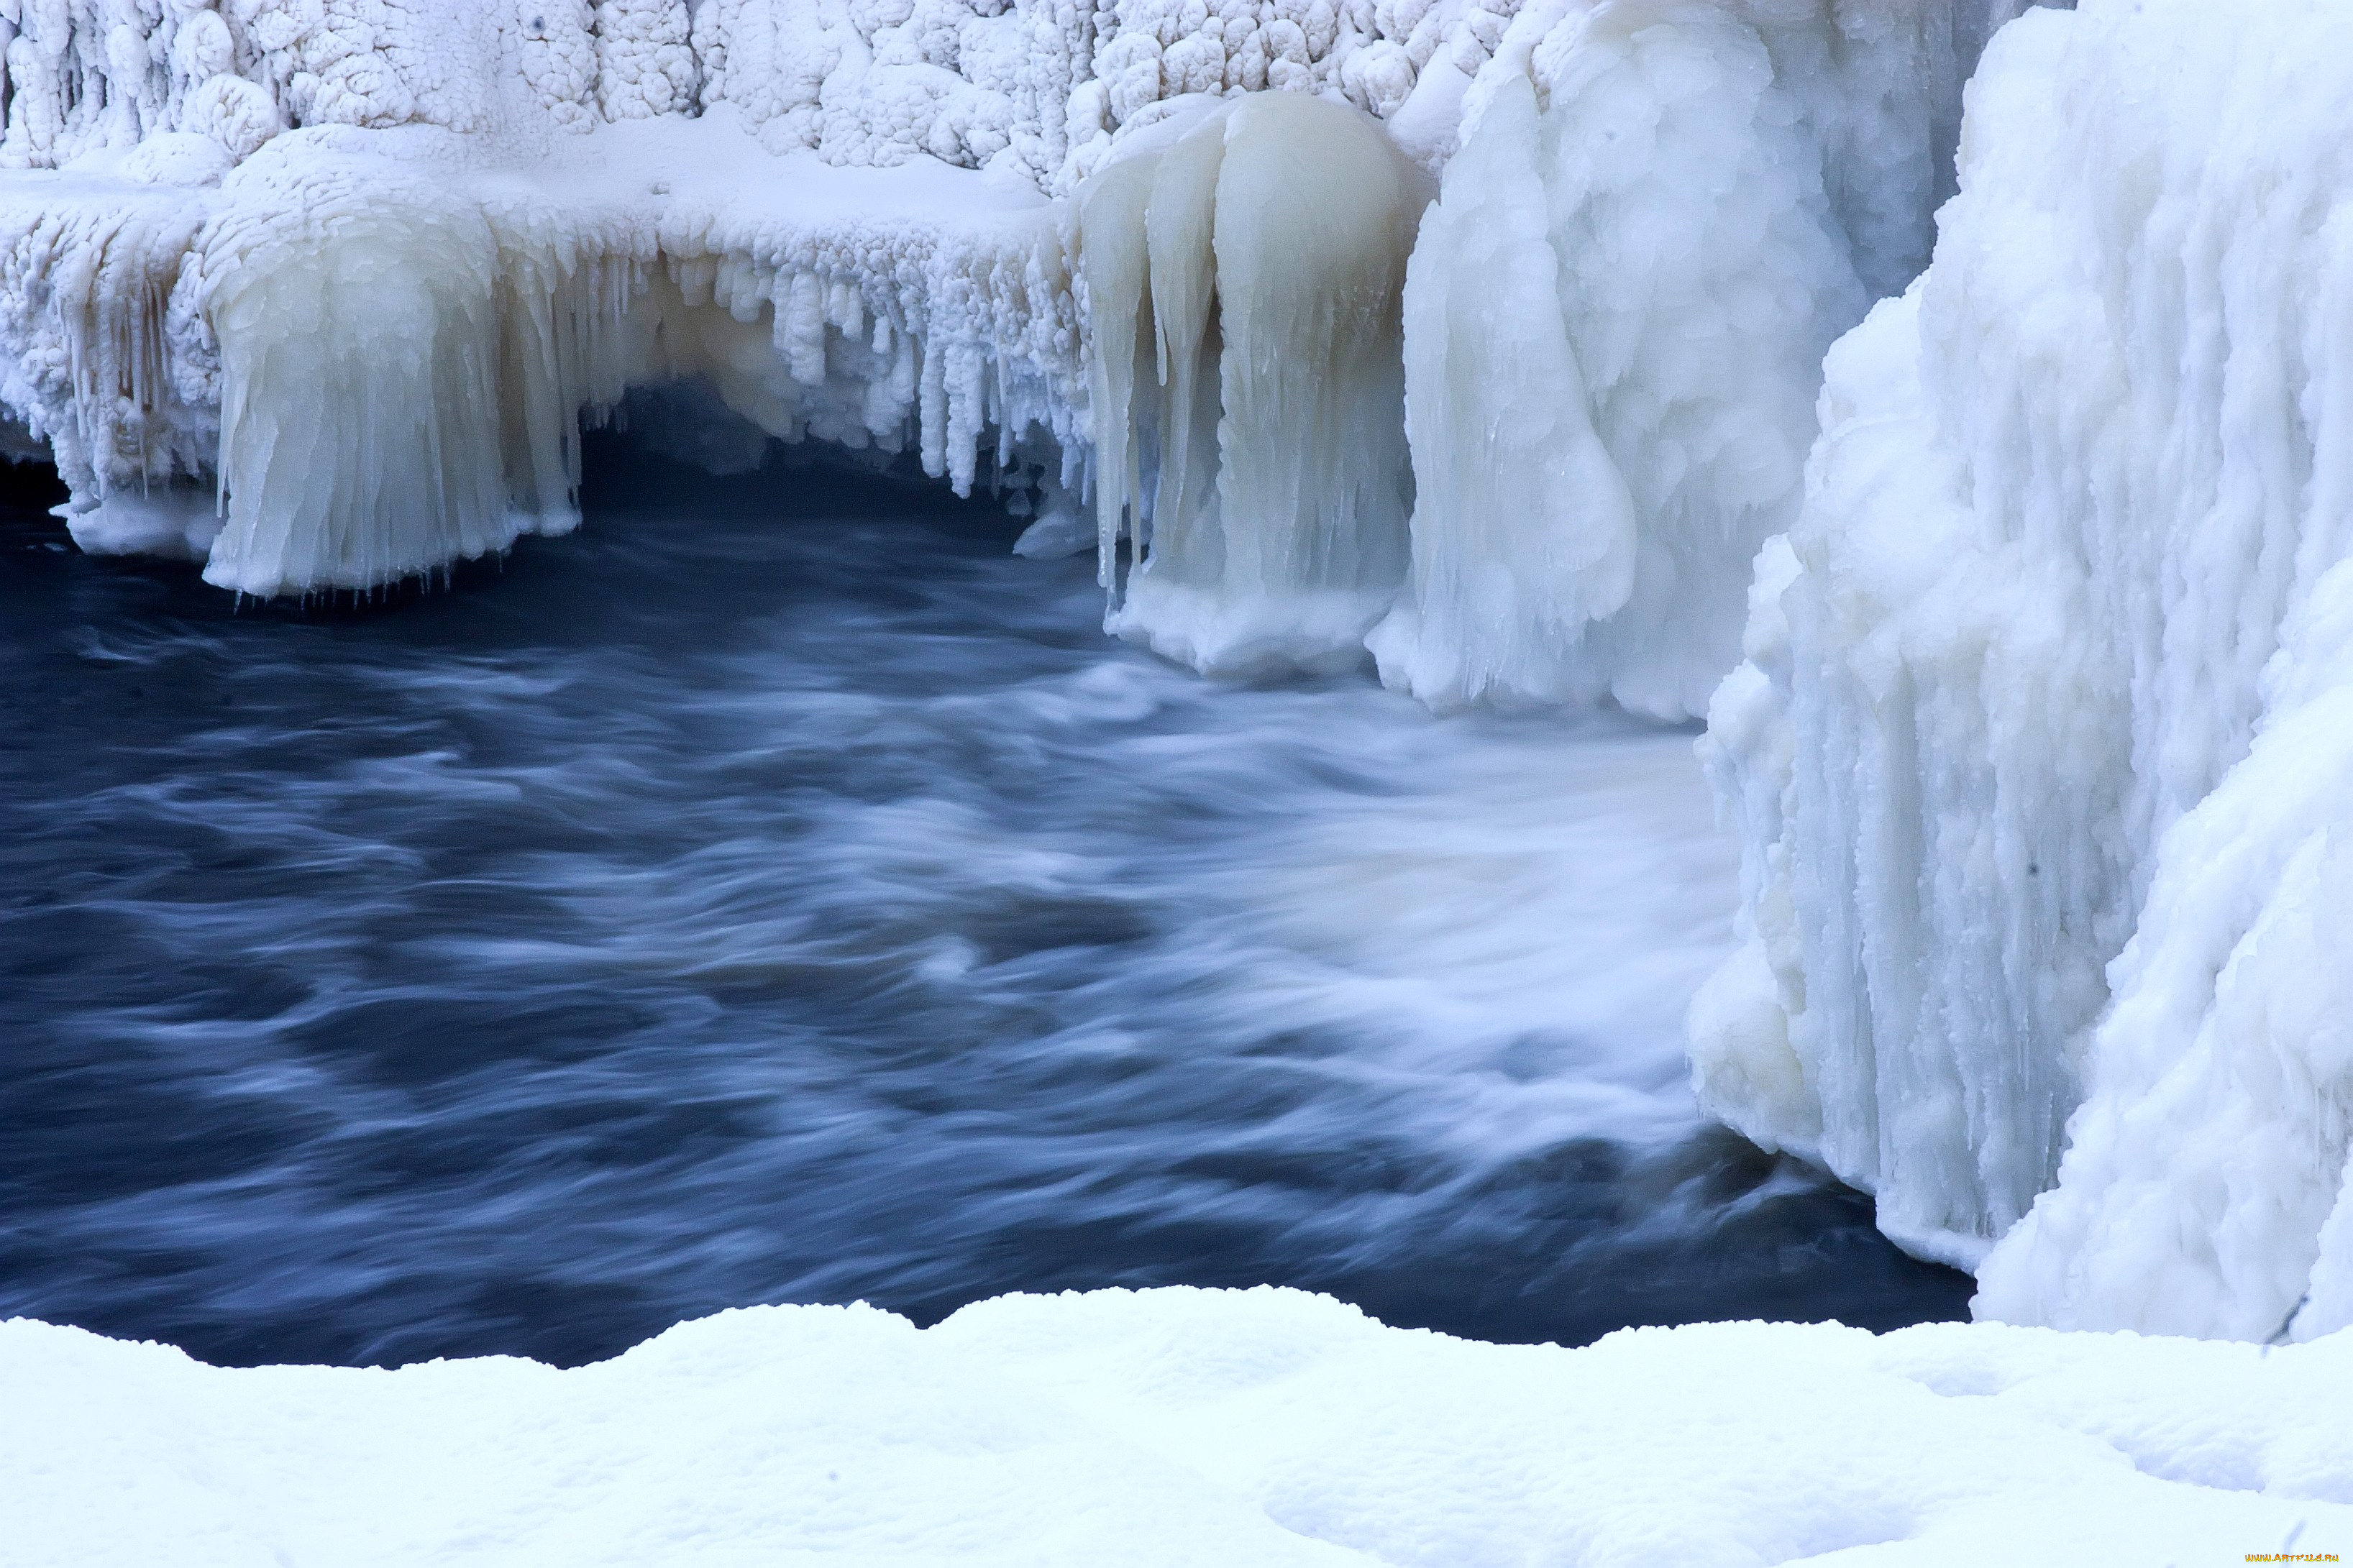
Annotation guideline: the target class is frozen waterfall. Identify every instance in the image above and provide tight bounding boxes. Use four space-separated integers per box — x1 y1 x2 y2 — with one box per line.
11 0 2353 1349
1697 0 2353 1339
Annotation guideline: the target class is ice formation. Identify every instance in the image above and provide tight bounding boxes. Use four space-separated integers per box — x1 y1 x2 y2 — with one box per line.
1075 91 1424 675
0 0 2027 631
9 1287 2352 1565
1372 0 2031 716
0 0 1085 595
12 0 2353 1354
1696 0 2353 1339
1064 0 2034 692
0 0 1532 593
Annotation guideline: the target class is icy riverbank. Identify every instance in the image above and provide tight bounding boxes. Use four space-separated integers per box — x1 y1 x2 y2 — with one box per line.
6 1287 2349 1567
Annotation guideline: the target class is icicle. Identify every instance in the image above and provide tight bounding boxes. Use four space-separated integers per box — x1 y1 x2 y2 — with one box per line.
781 267 824 385
1076 149 1154 592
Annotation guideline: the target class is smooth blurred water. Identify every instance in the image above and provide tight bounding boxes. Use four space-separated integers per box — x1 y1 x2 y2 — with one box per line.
0 441 1970 1367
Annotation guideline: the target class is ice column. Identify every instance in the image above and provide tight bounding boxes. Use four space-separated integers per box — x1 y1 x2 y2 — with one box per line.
199 152 531 596
1077 92 1425 677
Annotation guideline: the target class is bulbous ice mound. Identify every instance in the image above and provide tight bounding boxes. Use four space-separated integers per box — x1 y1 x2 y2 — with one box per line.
1697 0 2353 1340
201 141 516 594
1075 91 1426 678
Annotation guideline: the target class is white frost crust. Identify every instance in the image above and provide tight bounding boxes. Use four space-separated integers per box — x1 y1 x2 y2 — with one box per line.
1374 0 2033 720
1077 92 1423 677
1696 0 2353 1321
8 1288 2353 1565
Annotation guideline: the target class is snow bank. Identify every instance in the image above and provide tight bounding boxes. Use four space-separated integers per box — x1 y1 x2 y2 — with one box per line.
1696 0 2353 1333
6 1288 2349 1566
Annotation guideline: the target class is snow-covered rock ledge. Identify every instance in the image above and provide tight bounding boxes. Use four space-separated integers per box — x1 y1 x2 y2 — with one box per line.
0 0 1513 601
7 1287 2351 1566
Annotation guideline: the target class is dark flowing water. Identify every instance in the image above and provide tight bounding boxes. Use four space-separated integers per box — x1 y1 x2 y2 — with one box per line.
0 440 1970 1368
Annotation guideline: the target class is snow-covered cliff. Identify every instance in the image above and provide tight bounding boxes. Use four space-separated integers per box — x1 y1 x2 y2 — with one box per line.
1697 0 2353 1341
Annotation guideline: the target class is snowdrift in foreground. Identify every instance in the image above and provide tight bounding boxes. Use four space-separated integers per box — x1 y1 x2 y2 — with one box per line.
6 1288 2350 1567
1696 0 2353 1338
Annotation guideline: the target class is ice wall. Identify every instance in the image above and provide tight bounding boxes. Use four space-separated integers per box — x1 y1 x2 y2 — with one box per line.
1696 0 2353 1334
1374 0 2036 717
1071 0 2030 693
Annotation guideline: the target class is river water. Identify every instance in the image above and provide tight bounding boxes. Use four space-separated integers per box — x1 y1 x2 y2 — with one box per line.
0 441 1969 1367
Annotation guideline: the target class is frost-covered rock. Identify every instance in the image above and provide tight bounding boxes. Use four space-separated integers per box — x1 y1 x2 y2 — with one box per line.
1696 0 2353 1332
6 1287 2352 1565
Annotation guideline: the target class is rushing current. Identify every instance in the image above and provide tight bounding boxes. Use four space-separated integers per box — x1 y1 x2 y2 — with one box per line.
0 436 1970 1368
